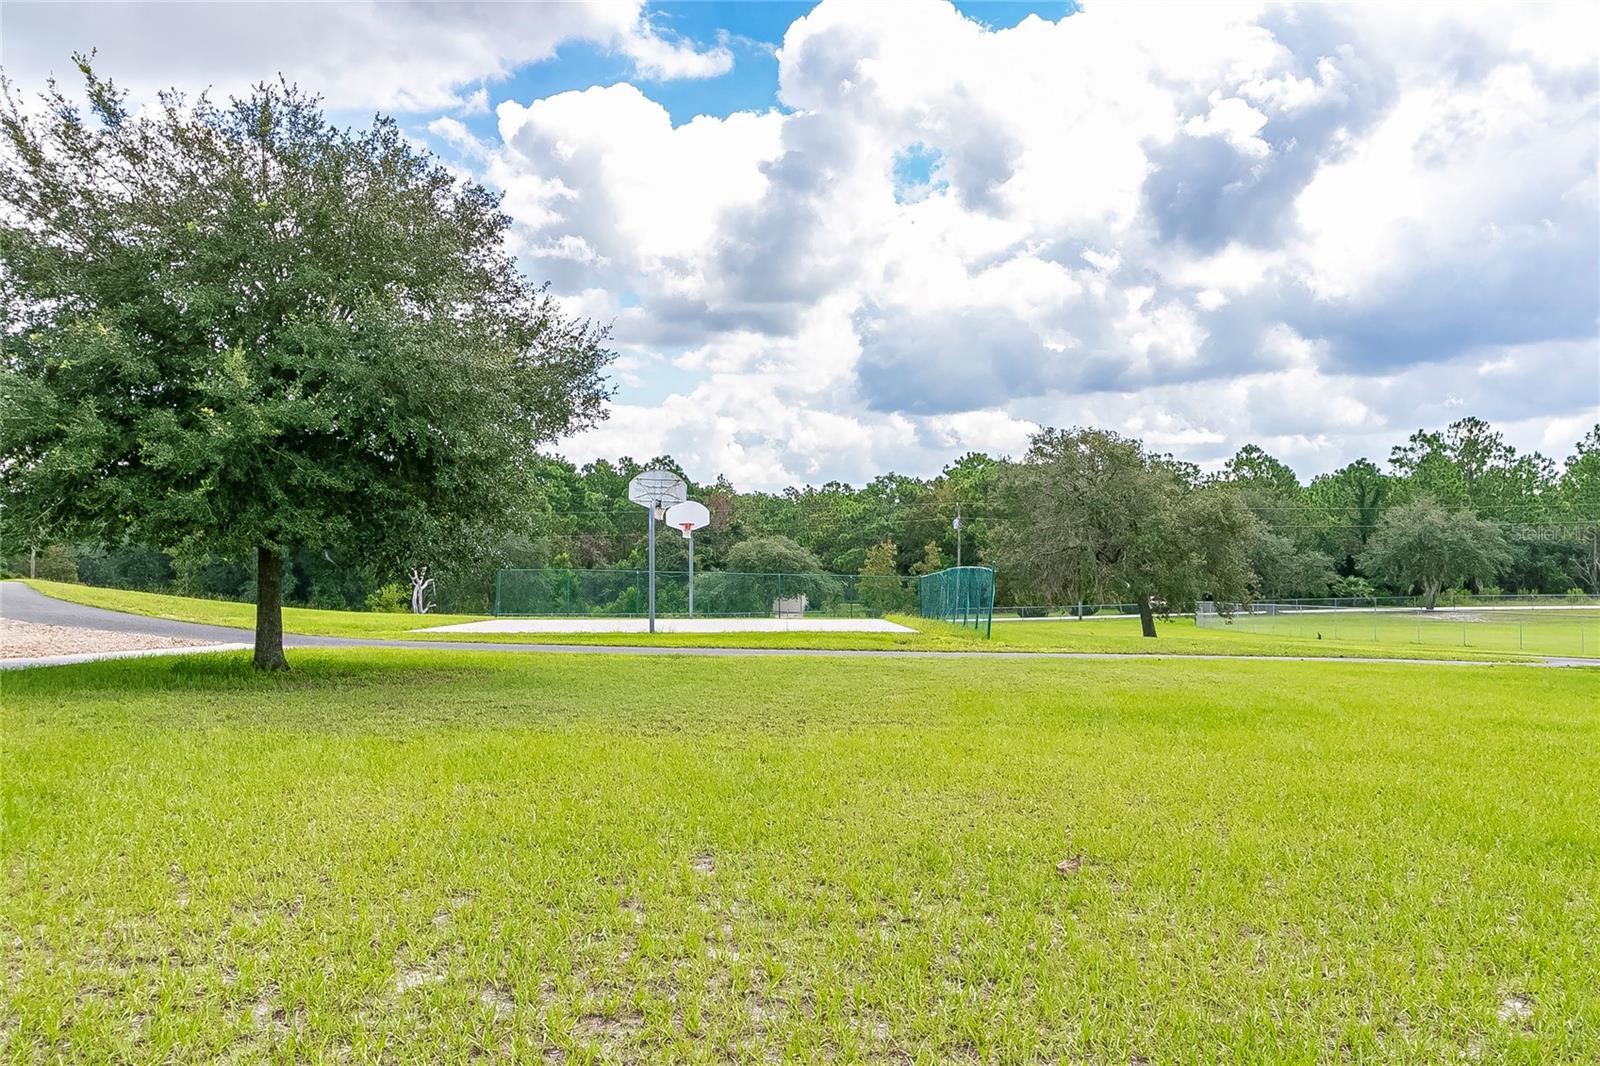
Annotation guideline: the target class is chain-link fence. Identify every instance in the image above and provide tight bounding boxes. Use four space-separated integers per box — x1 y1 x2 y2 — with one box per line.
493 568 917 618
1197 595 1600 657
917 566 995 637
992 602 1145 620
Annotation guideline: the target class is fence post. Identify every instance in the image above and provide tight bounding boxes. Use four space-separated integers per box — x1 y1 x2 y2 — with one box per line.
494 570 502 616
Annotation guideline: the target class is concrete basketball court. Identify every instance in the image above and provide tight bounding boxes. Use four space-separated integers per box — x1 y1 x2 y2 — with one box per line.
419 617 917 635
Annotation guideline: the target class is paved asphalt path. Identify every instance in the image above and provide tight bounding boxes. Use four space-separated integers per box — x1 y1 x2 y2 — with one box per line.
1 581 1592 667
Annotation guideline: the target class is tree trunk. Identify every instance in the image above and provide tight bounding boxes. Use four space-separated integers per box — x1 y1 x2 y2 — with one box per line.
1423 581 1439 611
1137 593 1157 638
254 546 289 671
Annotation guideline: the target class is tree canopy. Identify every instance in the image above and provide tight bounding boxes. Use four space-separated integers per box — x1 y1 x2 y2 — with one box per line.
1359 499 1511 609
0 62 613 666
985 428 1258 636
696 534 838 615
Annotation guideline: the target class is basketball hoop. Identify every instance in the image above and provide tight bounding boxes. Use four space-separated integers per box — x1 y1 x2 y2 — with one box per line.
628 469 688 633
628 469 687 509
665 501 710 536
665 500 712 617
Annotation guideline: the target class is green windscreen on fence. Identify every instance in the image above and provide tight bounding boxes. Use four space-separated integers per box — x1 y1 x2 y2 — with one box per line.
493 568 917 618
917 566 995 637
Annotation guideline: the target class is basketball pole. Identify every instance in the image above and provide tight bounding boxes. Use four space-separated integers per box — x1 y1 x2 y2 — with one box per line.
629 469 688 637
687 530 695 618
647 503 657 633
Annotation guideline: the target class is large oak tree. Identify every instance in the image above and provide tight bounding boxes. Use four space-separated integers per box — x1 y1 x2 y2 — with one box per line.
1359 499 1511 609
987 428 1259 637
1 61 613 668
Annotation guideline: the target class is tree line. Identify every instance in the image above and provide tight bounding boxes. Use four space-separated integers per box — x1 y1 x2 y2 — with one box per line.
16 417 1599 621
537 417 1598 635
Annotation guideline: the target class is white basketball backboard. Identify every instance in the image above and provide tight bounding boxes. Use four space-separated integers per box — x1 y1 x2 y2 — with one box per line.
627 469 688 508
665 500 710 537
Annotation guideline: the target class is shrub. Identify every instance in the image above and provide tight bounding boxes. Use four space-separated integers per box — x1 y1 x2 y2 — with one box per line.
363 583 411 613
32 545 80 582
700 536 840 615
74 545 175 591
1330 575 1375 599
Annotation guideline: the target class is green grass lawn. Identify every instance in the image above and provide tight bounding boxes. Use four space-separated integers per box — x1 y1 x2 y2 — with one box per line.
17 579 1539 661
4 649 1596 1062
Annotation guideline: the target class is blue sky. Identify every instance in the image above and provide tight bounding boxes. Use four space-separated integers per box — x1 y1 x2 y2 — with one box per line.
6 0 1597 489
448 2 1075 134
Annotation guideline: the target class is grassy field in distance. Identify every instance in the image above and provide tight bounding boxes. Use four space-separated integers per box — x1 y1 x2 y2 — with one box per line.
1198 605 1600 658
14 579 1547 661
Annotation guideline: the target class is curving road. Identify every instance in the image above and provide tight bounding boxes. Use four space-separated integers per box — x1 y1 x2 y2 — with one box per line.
1 581 1592 669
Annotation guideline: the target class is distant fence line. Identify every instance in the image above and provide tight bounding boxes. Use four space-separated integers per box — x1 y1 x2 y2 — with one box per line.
1200 592 1600 614
493 567 917 618
1197 594 1600 658
997 592 1600 620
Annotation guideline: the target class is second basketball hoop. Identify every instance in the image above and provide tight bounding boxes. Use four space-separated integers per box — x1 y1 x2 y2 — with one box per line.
665 500 711 617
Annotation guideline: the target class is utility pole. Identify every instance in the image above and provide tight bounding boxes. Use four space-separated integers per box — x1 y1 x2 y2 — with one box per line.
954 501 963 568
953 502 964 624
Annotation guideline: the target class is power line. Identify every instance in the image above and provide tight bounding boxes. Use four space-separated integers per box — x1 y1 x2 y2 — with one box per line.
529 508 1596 533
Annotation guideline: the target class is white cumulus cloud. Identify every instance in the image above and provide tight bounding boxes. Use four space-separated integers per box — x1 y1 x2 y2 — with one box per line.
502 1 1598 485
8 0 1595 487
3 0 732 114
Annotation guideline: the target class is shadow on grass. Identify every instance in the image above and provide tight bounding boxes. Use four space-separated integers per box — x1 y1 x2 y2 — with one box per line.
4 648 501 698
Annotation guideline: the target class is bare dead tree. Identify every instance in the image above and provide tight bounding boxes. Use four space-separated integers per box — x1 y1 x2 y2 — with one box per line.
409 567 436 614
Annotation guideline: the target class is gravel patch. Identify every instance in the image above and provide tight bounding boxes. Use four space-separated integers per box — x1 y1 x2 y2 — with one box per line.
0 618 221 659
